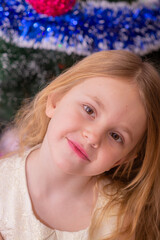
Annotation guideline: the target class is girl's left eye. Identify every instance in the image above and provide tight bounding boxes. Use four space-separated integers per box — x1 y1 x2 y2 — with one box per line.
110 132 123 143
83 105 95 117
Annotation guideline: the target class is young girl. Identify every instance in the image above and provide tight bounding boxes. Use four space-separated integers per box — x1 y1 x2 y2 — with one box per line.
0 50 160 240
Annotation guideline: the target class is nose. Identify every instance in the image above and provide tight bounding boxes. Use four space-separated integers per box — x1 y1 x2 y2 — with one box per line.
82 127 101 148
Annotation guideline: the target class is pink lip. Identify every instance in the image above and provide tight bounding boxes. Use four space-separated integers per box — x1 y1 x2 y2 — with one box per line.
67 138 90 161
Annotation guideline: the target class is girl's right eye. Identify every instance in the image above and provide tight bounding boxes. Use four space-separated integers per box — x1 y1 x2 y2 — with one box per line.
83 105 95 117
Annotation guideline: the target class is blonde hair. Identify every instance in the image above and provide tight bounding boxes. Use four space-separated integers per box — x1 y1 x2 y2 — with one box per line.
14 50 160 240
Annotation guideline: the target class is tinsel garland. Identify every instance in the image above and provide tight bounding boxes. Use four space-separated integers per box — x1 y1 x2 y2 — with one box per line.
0 0 159 56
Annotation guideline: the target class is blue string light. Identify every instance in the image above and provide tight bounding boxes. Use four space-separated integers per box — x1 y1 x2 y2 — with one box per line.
0 0 159 56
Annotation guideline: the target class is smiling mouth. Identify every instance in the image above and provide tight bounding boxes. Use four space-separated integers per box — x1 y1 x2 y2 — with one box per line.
67 138 90 161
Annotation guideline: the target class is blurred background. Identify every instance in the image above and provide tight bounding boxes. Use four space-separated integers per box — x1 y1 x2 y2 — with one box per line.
0 0 160 131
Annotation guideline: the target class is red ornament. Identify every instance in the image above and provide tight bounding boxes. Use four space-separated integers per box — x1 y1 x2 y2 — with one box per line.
27 0 76 17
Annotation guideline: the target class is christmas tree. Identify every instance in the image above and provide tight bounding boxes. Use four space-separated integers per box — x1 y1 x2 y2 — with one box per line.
0 0 159 127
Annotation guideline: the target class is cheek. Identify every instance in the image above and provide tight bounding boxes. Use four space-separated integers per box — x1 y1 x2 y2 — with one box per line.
48 109 83 138
60 107 84 128
98 147 127 172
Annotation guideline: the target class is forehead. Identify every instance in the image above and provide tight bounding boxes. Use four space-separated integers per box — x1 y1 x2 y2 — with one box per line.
70 76 138 98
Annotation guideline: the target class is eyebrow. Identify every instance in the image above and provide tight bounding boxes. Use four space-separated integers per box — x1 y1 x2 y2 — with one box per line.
120 126 133 142
87 95 105 110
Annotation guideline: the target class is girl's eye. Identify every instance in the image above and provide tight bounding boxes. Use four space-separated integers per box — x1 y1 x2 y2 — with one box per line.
83 105 95 116
110 132 123 143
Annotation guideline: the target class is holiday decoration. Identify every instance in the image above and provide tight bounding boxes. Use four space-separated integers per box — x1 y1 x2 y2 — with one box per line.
27 0 76 17
0 0 160 123
0 0 159 56
0 38 82 122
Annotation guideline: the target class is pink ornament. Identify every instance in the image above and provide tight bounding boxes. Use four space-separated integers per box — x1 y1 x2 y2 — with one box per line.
27 0 76 17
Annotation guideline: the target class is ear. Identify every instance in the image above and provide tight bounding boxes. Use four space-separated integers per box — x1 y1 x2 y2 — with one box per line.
45 93 57 118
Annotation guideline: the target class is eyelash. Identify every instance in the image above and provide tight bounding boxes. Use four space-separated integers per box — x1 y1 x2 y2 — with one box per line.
83 105 124 144
83 105 96 118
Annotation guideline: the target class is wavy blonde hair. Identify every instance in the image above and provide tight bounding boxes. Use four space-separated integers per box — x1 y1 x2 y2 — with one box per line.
14 50 160 240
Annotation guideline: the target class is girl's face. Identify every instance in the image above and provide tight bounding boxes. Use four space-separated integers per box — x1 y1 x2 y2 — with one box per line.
45 77 147 176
